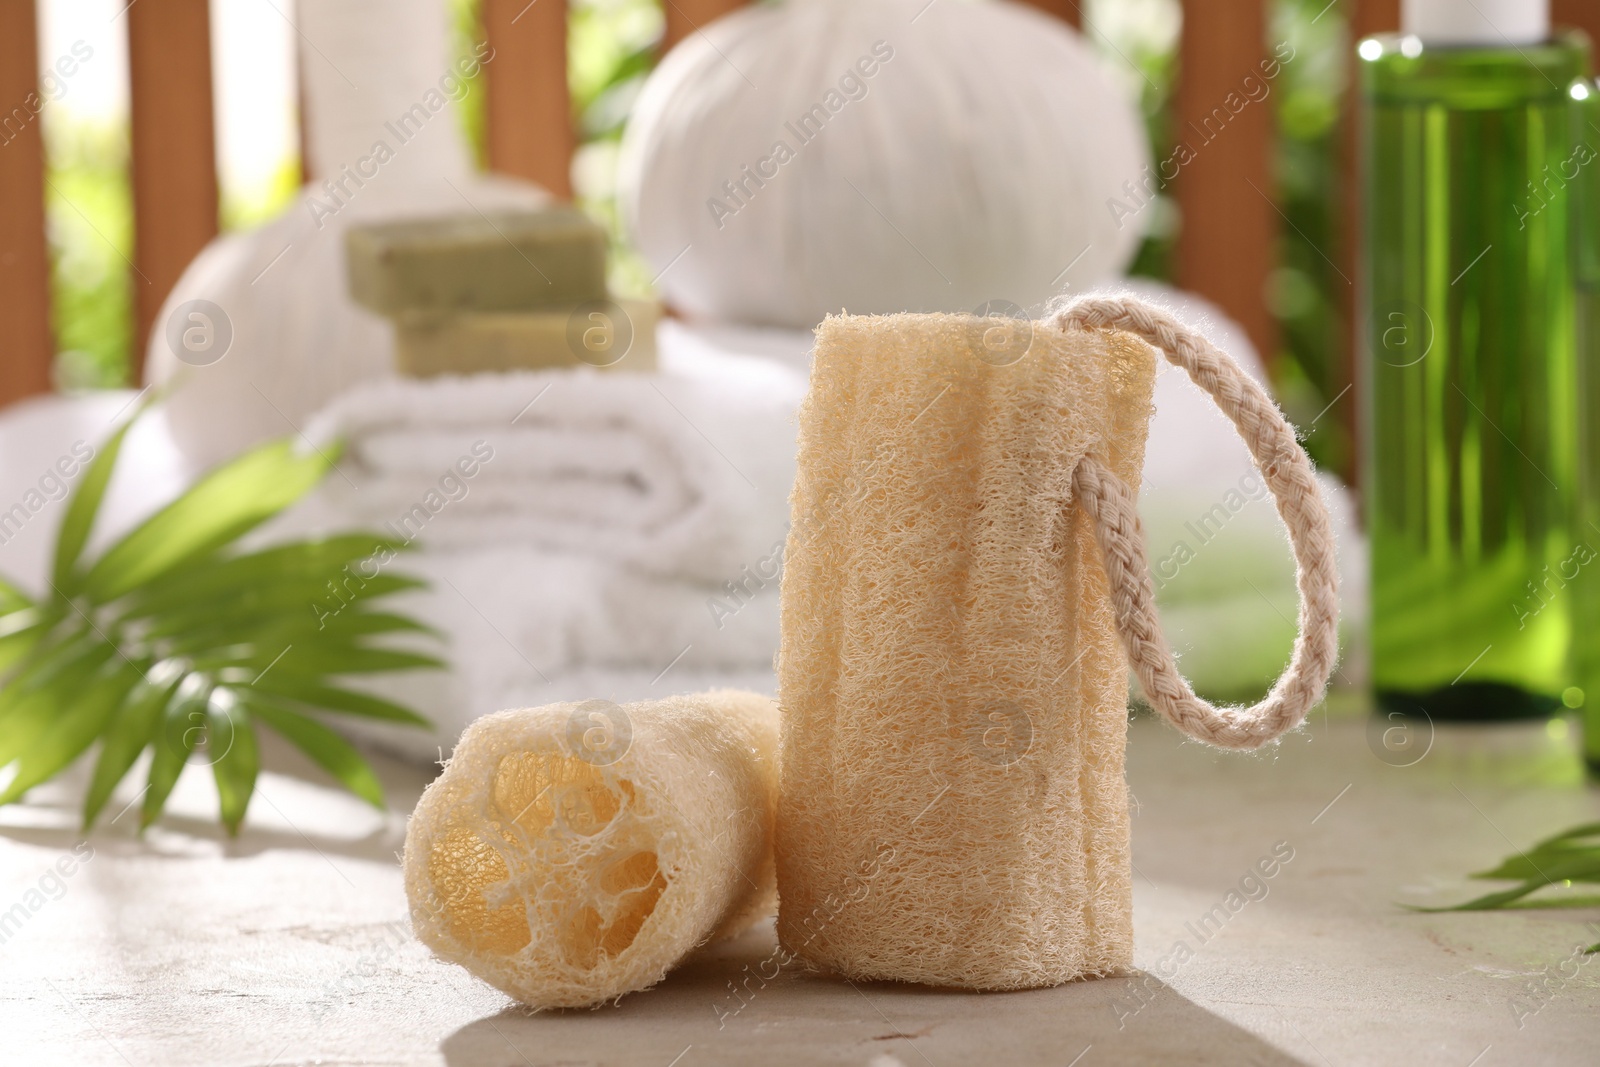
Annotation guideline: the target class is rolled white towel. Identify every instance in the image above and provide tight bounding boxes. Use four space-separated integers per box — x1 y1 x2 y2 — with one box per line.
354 659 779 767
335 547 780 763
302 364 802 583
656 316 817 377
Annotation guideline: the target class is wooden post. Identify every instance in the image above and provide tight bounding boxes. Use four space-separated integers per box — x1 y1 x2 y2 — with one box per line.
483 0 573 198
1553 0 1600 47
662 0 747 53
0 0 55 407
1017 0 1083 28
1173 0 1277 367
127 0 220 381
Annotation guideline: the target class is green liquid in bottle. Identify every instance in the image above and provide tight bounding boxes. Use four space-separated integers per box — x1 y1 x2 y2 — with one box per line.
1360 32 1590 721
1572 77 1600 772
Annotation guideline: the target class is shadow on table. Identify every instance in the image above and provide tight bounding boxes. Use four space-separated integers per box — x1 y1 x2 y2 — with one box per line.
439 925 1308 1067
0 727 429 861
0 801 405 864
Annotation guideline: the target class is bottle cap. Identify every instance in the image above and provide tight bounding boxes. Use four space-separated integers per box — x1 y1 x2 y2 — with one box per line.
1401 0 1549 45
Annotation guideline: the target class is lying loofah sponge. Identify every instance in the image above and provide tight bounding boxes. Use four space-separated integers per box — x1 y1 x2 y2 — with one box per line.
404 690 779 1008
776 298 1338 991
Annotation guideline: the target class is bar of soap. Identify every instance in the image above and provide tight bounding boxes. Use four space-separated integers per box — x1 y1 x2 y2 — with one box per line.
395 300 659 377
345 207 608 314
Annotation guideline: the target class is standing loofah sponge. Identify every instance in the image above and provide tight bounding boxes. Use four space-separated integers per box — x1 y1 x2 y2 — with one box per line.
404 690 779 1008
776 298 1339 991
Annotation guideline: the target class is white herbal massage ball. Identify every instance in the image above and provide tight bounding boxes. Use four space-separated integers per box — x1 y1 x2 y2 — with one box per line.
618 0 1150 328
144 0 546 469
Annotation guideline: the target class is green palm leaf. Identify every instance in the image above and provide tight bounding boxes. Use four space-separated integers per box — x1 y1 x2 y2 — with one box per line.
1422 820 1600 953
1470 822 1600 883
0 408 440 836
0 661 139 806
0 606 57 677
52 391 154 594
0 636 118 768
119 534 410 619
81 666 182 829
0 572 35 614
84 438 336 602
142 675 211 828
248 675 431 726
251 700 387 809
207 691 259 834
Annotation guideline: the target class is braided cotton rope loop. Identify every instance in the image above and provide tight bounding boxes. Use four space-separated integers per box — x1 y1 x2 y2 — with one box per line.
1053 296 1340 750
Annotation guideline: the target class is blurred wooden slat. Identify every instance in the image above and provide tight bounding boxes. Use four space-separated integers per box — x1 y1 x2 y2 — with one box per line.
662 0 747 52
1553 0 1600 46
1342 0 1400 487
484 0 573 197
1174 0 1277 366
1018 0 1083 27
128 0 219 381
0 0 55 406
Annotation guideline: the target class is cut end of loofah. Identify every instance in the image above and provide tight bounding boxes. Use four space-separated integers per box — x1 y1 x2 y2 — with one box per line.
404 690 779 1009
423 755 666 966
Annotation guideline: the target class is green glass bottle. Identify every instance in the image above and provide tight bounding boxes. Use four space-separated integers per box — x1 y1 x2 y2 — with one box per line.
1359 2 1591 721
1572 79 1600 772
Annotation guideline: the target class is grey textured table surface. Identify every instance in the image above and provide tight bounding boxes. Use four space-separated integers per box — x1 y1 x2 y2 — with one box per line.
2 703 1597 1067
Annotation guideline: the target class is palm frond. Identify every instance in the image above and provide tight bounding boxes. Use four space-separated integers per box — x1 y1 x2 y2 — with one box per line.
1419 820 1600 953
0 413 440 836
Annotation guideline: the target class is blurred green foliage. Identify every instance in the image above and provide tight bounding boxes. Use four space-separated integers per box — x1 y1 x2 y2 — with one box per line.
220 158 301 233
1269 0 1353 479
46 0 1356 473
44 116 299 392
46 121 134 391
450 0 490 170
566 0 663 299
1088 0 1181 282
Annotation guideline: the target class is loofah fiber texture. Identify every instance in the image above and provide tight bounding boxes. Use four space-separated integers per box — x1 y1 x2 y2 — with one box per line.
776 299 1339 991
404 690 779 1009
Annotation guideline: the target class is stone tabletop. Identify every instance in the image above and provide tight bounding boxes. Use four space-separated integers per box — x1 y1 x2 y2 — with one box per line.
3 701 1597 1067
